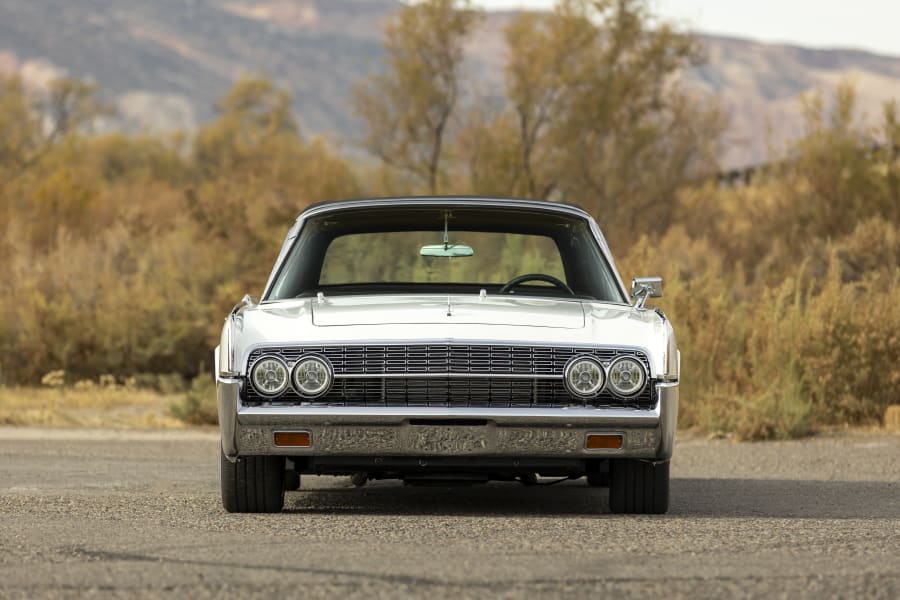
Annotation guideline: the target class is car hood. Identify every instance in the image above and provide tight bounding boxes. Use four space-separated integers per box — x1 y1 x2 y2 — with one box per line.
233 295 671 375
311 295 585 328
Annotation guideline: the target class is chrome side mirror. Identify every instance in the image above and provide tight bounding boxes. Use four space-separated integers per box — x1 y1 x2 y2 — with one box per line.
230 294 258 315
631 277 663 310
241 293 259 307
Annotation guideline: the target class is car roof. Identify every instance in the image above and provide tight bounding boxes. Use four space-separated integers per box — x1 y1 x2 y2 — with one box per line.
296 196 593 221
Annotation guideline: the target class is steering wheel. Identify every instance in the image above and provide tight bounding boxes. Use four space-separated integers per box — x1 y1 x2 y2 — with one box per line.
499 274 575 295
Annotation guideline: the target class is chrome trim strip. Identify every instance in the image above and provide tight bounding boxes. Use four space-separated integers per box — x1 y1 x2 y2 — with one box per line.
217 377 241 461
586 213 630 300
237 404 659 424
656 381 678 459
245 338 653 352
333 372 565 380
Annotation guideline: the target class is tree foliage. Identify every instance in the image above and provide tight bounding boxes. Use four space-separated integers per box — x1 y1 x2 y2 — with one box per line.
0 75 359 384
354 0 482 194
44 77 111 140
357 0 726 245
0 76 42 172
193 76 299 178
495 0 725 241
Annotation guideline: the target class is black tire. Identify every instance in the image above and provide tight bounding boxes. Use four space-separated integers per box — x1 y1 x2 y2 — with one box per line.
609 459 669 514
284 470 301 492
586 471 610 487
221 449 285 513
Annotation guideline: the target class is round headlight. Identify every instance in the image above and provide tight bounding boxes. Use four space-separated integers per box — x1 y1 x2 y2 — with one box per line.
608 357 646 396
292 355 332 397
250 356 289 396
564 356 605 397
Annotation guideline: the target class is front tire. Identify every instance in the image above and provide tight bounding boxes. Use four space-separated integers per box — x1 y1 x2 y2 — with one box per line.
609 459 669 514
221 449 285 513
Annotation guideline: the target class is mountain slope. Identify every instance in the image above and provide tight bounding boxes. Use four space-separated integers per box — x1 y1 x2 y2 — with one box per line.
1 0 899 167
690 35 900 166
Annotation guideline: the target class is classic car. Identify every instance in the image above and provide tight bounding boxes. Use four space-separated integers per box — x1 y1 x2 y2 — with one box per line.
216 197 679 513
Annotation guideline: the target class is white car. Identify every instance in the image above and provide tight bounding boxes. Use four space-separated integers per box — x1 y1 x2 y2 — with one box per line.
216 197 679 513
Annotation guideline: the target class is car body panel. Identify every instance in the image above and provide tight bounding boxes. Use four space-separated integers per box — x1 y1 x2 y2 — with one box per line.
229 296 671 377
310 295 586 328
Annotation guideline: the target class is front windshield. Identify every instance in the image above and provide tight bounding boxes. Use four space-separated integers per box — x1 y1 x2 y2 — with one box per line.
266 206 626 303
320 231 566 286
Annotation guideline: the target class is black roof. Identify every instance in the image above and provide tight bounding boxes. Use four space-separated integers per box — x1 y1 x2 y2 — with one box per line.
297 196 591 220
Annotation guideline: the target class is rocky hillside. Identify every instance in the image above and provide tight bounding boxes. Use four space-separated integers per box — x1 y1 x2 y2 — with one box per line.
2 0 899 167
688 36 900 166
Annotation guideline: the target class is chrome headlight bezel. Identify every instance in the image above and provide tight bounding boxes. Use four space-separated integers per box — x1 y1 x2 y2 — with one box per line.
607 356 647 397
291 354 333 398
563 355 606 398
249 355 290 397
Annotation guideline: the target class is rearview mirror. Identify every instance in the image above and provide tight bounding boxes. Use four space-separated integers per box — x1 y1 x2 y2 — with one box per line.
420 244 474 258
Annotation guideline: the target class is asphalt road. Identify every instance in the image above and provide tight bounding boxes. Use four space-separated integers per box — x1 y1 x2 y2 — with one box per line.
0 427 898 599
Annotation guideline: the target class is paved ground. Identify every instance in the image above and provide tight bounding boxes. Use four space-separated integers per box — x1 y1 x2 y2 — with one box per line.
0 427 898 599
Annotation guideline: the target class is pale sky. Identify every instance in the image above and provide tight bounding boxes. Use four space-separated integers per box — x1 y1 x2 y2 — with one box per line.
477 0 900 57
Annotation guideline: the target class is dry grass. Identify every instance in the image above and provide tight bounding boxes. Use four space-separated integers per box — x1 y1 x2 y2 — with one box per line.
0 386 186 429
885 406 900 432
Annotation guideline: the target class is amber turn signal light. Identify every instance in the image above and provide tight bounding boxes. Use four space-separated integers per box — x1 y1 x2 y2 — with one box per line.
586 433 623 449
274 431 311 447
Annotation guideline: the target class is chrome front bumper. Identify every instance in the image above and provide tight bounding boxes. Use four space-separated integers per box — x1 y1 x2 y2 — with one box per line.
218 380 678 462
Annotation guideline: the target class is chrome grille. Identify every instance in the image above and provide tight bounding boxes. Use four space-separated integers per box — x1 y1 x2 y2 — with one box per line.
243 344 655 408
249 344 648 376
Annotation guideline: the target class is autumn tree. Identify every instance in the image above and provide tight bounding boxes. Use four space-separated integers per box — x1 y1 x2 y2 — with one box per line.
501 8 597 199
457 0 724 245
354 0 482 194
454 105 522 197
0 76 42 172
193 76 299 178
191 76 359 291
753 84 900 265
43 77 111 140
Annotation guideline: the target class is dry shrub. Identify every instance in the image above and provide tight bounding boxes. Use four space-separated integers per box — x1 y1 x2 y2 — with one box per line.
644 88 900 438
621 227 749 433
621 225 899 439
2 74 898 440
726 278 815 440
834 218 900 282
1 215 227 383
0 75 360 388
885 406 900 432
798 265 900 424
0 385 183 428
170 372 218 425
